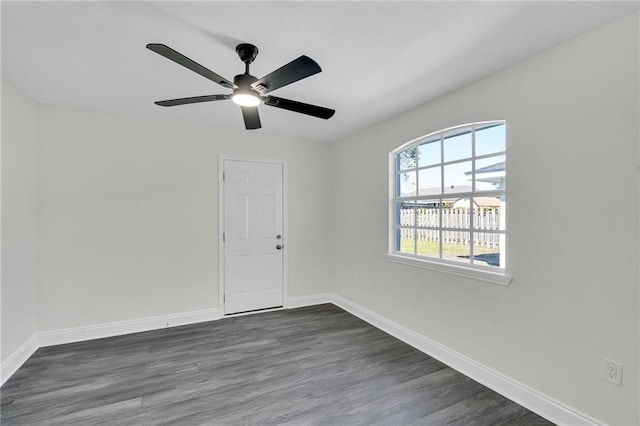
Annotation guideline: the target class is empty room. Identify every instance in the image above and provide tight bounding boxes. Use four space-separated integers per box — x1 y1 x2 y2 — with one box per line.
2 1 639 425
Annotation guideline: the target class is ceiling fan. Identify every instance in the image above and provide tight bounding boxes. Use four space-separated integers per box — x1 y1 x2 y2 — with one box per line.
146 43 335 130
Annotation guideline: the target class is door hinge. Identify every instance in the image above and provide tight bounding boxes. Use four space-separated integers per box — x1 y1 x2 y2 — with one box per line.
223 232 225 242
223 171 225 181
223 293 225 302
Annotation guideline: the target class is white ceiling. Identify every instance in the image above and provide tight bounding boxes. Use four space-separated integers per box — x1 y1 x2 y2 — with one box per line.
2 1 638 143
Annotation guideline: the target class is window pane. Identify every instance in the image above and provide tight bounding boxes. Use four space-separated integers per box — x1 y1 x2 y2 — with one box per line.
418 167 441 196
442 233 471 265
444 130 472 162
476 123 505 156
398 171 416 197
443 161 472 194
475 155 505 191
416 230 440 259
444 197 471 229
473 232 504 268
398 147 417 171
472 199 503 231
418 138 440 167
416 202 439 228
397 201 415 227
399 228 415 254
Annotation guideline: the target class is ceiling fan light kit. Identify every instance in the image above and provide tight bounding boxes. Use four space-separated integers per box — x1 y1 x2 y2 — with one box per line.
146 42 335 130
232 92 260 107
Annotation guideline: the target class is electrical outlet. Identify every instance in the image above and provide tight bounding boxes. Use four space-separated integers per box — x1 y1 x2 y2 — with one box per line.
602 358 622 386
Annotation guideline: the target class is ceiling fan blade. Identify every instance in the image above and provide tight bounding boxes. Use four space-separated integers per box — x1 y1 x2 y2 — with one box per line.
251 56 321 94
264 96 335 120
147 43 235 89
241 106 261 130
155 94 230 107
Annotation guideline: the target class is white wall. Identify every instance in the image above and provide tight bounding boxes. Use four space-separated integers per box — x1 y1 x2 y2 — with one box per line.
329 13 639 425
1 80 38 362
35 105 331 331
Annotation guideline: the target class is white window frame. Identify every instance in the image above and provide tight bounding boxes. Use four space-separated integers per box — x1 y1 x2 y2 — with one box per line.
386 121 512 285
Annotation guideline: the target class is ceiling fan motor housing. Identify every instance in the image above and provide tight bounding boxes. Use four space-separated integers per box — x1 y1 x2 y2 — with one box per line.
234 73 258 89
233 73 260 103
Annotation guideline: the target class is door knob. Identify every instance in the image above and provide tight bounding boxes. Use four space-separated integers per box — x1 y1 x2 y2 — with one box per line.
276 244 283 250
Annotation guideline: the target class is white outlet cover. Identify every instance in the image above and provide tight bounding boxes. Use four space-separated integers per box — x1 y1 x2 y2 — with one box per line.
602 358 623 386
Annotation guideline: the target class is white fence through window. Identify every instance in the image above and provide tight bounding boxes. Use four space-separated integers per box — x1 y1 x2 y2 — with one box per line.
400 207 501 248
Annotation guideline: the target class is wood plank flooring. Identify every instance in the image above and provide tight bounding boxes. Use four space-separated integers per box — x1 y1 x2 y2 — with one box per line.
1 304 553 425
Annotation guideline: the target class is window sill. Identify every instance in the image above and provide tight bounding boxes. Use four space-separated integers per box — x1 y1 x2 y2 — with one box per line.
384 253 512 286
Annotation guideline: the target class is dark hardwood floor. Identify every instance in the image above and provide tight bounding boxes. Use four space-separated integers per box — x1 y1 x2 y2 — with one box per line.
1 304 553 425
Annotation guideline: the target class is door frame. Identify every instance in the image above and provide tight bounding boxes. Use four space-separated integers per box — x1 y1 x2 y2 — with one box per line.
218 155 288 316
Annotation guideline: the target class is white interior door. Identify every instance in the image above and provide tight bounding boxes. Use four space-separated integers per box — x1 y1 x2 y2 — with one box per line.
223 159 284 315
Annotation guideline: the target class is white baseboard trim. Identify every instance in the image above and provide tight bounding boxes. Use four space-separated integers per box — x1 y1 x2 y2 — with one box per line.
286 293 332 309
330 293 602 426
1 334 39 386
37 308 221 348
